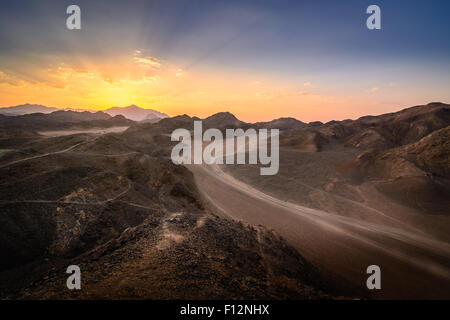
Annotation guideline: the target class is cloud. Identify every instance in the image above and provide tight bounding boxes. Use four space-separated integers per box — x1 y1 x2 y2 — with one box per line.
133 50 161 68
175 69 184 77
369 87 379 93
0 70 23 86
303 82 311 87
0 51 366 123
134 56 161 68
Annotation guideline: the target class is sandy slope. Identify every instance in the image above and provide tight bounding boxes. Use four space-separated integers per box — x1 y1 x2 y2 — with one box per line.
189 163 450 299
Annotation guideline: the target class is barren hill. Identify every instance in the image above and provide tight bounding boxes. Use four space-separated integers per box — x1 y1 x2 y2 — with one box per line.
0 125 332 299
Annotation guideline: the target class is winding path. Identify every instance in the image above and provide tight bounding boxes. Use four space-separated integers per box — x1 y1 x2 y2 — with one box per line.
189 163 450 298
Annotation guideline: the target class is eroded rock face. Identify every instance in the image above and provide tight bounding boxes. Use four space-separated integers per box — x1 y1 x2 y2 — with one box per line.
14 211 330 300
0 128 332 299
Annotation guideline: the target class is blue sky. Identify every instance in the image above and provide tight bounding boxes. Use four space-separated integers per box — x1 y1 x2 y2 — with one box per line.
0 0 449 121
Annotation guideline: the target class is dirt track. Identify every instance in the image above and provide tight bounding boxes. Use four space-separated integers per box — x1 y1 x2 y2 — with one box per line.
189 163 450 299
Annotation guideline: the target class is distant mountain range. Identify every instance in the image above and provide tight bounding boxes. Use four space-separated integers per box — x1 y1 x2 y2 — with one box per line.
0 110 134 131
104 105 168 122
0 104 168 122
0 104 59 115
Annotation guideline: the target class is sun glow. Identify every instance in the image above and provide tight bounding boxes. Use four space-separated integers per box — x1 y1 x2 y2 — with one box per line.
0 50 425 122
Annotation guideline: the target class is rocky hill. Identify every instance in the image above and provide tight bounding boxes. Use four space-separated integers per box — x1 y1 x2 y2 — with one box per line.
0 125 332 299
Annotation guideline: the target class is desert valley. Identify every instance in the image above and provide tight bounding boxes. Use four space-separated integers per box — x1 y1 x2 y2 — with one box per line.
0 102 448 299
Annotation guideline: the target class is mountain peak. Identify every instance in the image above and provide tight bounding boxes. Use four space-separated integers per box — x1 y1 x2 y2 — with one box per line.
116 104 141 110
0 104 58 115
203 112 245 127
104 105 168 121
254 117 306 130
206 111 238 120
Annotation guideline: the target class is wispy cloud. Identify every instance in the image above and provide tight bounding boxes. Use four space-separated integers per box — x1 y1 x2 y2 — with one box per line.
0 70 23 86
175 69 184 77
133 51 161 68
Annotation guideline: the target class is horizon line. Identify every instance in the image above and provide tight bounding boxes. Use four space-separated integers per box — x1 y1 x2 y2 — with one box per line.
0 101 448 124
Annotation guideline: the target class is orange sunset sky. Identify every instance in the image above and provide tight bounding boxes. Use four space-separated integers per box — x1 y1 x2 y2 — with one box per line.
1 1 449 122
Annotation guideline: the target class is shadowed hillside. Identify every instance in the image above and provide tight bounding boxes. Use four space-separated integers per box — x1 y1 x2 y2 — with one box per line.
0 125 333 299
0 102 448 299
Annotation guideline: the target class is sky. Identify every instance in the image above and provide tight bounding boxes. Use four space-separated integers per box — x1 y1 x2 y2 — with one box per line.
0 0 449 122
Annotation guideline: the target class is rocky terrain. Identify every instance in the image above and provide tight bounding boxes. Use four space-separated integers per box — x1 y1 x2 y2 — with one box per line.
223 102 450 219
0 102 448 299
0 122 332 299
216 102 450 298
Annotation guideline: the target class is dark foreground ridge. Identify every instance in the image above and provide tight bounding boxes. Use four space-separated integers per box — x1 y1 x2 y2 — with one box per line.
0 127 332 299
